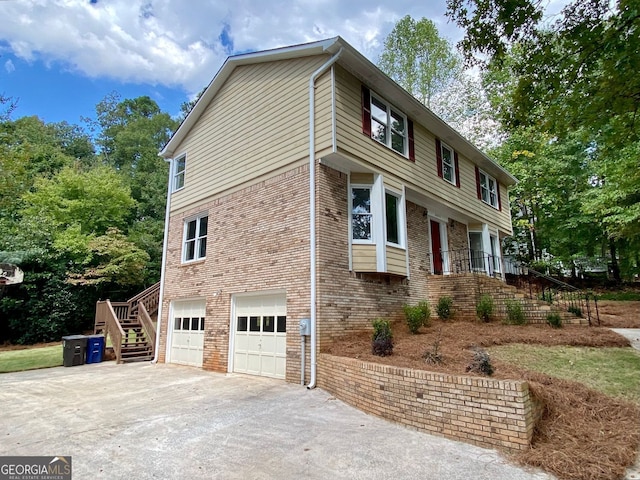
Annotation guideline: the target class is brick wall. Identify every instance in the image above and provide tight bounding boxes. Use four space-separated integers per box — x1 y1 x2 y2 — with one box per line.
318 354 542 452
315 165 430 352
158 165 311 383
447 218 468 253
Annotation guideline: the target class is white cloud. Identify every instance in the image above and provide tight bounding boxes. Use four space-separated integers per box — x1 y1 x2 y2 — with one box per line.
4 59 15 73
0 0 461 95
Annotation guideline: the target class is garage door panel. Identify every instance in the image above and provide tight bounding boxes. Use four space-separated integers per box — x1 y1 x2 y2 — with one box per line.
233 294 286 379
171 300 205 368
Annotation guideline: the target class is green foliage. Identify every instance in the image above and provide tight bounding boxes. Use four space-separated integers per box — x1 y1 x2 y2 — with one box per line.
476 294 494 322
436 296 454 320
371 318 393 357
567 305 582 318
403 301 431 334
546 313 563 329
504 299 527 325
466 347 494 376
378 15 461 108
597 291 640 301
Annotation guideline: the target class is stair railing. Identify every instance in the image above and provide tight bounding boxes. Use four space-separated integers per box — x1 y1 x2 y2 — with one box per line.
138 302 156 359
95 300 126 363
504 258 600 326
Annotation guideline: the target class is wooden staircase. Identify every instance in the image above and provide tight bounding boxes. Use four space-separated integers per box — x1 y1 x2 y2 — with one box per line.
94 283 160 363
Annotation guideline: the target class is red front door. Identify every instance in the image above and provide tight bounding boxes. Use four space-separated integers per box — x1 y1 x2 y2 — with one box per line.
430 220 443 274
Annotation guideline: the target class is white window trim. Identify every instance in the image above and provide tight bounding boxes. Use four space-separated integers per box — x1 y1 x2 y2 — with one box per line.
173 154 186 192
441 142 456 186
182 214 208 263
384 188 406 249
350 184 374 245
370 92 408 157
479 169 499 209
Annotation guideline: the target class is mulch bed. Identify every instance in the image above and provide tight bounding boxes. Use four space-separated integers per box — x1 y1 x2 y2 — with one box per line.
323 313 640 480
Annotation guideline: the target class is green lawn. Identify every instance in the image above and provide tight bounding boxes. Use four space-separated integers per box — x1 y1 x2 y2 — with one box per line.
490 344 640 404
0 345 63 373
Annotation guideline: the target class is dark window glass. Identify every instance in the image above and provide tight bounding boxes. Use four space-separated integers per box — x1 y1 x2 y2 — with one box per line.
200 317 205 331
386 193 399 244
191 317 199 331
263 316 275 333
237 316 247 332
186 220 196 240
182 318 189 330
198 216 208 236
277 316 286 333
352 188 372 240
249 316 260 332
198 237 207 258
174 317 181 330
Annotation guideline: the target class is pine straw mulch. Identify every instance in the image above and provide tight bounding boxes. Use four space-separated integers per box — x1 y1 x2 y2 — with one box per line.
323 313 640 480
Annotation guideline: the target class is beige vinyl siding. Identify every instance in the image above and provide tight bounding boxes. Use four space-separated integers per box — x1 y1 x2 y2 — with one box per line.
352 244 377 272
350 172 374 184
383 175 403 192
170 56 332 213
334 65 512 234
386 246 407 276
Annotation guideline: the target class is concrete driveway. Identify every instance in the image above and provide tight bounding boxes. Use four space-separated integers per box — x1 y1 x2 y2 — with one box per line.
0 362 553 479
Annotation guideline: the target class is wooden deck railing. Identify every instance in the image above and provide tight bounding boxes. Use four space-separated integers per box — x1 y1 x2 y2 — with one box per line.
128 282 160 317
138 302 156 358
95 300 126 363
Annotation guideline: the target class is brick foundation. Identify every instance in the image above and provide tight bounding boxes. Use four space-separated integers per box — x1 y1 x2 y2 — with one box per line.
318 354 543 452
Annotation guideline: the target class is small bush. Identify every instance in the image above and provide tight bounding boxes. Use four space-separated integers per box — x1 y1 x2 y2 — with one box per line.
371 318 393 356
403 301 431 334
568 305 583 317
466 347 494 376
540 290 555 303
476 294 494 322
422 327 444 364
504 299 527 325
547 313 563 328
436 296 454 320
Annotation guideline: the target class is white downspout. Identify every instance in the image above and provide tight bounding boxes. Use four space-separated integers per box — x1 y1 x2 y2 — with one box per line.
152 157 173 364
306 47 343 389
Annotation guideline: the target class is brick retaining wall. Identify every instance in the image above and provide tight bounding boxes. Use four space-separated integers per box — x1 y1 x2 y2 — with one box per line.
318 354 543 452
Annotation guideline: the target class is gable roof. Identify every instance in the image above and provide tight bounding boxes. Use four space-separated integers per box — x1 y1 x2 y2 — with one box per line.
160 36 516 185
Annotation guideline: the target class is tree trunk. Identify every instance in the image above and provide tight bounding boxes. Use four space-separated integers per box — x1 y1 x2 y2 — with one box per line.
608 237 621 282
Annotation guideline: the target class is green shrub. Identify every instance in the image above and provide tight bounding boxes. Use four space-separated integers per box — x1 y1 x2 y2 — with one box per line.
504 299 527 325
547 313 563 328
403 301 431 334
476 294 494 322
539 290 555 303
436 296 454 320
568 305 583 317
371 318 393 356
466 347 494 376
597 291 640 301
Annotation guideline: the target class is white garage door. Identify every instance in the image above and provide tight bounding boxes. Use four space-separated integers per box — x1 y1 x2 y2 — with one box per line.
170 299 205 367
233 293 286 379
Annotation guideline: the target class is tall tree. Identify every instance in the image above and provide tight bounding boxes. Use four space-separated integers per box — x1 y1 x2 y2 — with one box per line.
378 16 461 108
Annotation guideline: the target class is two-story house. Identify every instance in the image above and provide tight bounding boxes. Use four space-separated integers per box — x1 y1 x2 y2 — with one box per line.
155 36 516 385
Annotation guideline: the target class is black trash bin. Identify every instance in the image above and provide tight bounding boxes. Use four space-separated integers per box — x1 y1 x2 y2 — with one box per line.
85 334 105 364
62 335 87 367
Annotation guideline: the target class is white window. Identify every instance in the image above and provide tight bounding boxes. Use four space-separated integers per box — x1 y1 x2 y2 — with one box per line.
351 187 373 242
385 191 402 246
490 234 501 273
370 94 407 156
441 143 456 185
479 170 499 208
183 215 208 262
173 155 186 191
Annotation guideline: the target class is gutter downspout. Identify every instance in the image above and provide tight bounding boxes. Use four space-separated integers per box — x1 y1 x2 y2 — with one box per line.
152 157 173 364
306 47 343 389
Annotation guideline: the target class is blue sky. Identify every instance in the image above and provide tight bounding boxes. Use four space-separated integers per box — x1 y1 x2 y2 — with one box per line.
0 0 568 127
